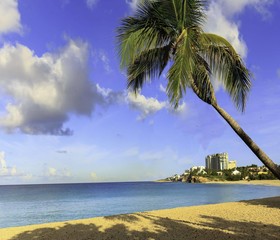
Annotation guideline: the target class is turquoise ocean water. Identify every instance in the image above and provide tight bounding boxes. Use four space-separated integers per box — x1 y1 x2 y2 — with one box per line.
0 182 280 228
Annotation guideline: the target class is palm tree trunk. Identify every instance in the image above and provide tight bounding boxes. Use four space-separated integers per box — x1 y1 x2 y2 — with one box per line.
212 103 280 179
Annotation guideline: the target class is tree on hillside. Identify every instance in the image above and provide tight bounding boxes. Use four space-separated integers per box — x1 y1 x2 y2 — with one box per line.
116 0 280 179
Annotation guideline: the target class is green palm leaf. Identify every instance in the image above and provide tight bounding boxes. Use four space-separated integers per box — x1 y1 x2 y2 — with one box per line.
200 33 251 111
117 0 176 70
192 55 216 104
127 44 172 92
167 27 201 107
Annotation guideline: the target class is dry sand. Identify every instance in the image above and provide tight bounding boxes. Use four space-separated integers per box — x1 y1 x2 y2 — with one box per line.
1 193 280 240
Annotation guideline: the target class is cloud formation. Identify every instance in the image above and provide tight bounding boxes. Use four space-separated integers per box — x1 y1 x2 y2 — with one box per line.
213 0 274 18
47 167 57 177
0 0 22 35
0 40 106 135
126 92 167 120
0 151 17 177
0 37 181 135
126 91 186 121
45 166 71 178
204 2 247 57
205 0 274 58
95 85 186 121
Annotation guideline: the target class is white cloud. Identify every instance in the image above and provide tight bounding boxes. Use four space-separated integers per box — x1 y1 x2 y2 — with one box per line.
86 0 98 9
0 40 108 135
125 91 186 120
94 85 186 120
0 152 8 175
95 84 125 106
47 167 57 177
205 0 274 58
0 0 22 35
214 0 274 19
96 84 112 98
126 92 167 120
204 2 247 57
203 0 274 92
46 166 71 178
0 151 18 177
0 35 186 135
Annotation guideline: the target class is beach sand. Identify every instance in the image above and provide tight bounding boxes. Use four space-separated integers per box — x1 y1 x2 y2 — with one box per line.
207 179 280 187
1 192 280 240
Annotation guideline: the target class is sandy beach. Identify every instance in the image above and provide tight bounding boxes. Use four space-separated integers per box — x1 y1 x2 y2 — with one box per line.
1 184 280 240
206 179 280 187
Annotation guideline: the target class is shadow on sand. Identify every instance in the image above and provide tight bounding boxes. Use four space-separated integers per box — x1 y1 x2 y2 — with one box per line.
241 196 280 209
10 210 280 240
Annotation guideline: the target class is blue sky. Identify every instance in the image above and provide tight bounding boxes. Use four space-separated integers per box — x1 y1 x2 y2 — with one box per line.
0 0 279 184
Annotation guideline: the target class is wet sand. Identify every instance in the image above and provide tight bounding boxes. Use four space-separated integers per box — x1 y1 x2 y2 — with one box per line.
1 195 280 240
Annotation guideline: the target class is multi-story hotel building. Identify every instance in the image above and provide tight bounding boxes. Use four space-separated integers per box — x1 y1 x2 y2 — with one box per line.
205 152 229 171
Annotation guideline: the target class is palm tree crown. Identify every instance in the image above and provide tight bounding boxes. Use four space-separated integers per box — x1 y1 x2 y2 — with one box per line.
117 0 251 111
117 0 280 179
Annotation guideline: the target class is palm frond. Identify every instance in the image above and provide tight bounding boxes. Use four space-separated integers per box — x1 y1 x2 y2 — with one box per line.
117 0 251 112
184 0 206 28
127 44 172 92
200 33 251 111
117 0 177 70
167 28 201 107
191 55 216 104
173 0 206 30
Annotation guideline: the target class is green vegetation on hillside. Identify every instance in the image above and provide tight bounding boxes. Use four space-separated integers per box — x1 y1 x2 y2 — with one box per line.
163 165 277 183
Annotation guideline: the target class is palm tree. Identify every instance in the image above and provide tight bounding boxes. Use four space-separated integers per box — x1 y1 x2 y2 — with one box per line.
116 0 280 179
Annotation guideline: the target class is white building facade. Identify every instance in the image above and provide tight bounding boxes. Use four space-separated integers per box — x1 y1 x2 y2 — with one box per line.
205 153 229 171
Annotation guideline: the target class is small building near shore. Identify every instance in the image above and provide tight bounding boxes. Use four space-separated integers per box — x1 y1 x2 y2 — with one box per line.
232 170 241 175
228 160 237 169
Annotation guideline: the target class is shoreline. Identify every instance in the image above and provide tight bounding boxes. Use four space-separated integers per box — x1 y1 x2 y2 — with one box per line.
204 179 280 187
1 195 280 240
156 179 280 187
